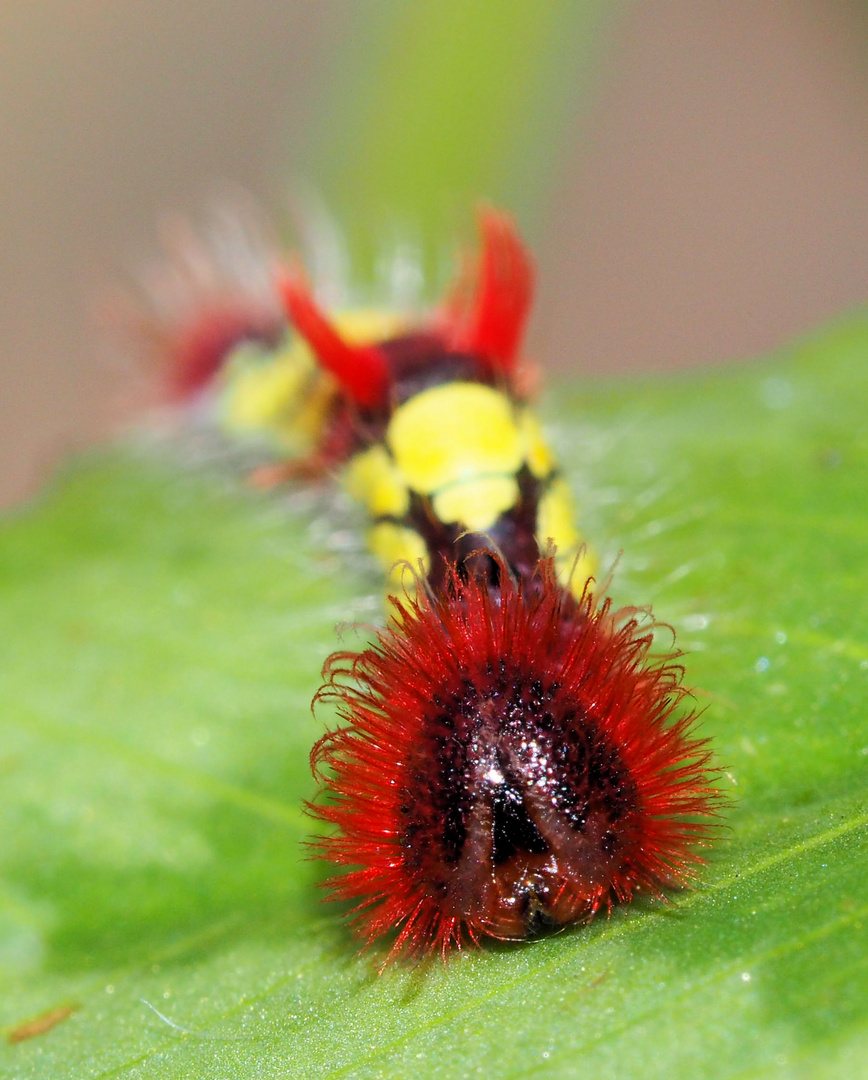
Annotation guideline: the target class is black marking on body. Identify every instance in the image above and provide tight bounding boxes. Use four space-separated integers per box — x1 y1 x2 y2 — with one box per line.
353 336 498 437
491 776 548 864
369 464 550 593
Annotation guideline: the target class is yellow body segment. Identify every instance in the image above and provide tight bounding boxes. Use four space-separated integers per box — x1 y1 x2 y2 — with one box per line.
537 477 598 596
222 338 331 453
387 383 524 495
332 310 409 344
537 477 580 553
518 409 556 479
343 445 410 519
367 522 430 585
432 476 519 531
563 547 599 599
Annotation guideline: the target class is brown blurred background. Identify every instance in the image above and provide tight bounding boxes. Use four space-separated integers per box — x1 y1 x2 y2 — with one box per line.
2 1 868 509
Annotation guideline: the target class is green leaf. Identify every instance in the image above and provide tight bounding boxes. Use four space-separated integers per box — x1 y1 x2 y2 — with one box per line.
1 316 867 1078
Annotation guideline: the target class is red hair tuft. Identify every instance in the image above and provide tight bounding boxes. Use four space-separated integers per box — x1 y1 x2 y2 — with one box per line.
309 560 720 962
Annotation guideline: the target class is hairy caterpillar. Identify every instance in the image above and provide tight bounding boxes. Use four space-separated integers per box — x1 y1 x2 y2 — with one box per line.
129 205 719 961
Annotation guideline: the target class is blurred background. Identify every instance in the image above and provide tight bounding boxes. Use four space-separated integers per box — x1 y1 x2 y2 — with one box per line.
2 0 868 509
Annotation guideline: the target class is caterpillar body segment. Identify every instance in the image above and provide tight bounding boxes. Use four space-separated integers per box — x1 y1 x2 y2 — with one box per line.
281 211 598 598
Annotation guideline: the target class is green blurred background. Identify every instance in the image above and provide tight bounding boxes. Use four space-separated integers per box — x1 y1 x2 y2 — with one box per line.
2 0 868 508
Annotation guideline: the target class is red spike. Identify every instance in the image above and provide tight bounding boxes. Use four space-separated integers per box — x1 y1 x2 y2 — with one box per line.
451 209 535 373
278 272 390 409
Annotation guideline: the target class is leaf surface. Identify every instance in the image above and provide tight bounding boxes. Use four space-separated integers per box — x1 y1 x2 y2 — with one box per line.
1 317 866 1078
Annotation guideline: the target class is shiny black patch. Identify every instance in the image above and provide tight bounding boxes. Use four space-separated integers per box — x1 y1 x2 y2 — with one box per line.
402 674 635 881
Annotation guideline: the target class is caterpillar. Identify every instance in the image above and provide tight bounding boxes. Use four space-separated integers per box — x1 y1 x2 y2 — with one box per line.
129 204 719 962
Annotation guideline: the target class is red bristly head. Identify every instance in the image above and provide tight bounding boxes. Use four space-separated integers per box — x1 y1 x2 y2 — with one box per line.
446 208 535 375
277 271 391 409
308 560 721 963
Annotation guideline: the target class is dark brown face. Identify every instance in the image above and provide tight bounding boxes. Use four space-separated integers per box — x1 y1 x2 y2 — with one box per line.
397 667 638 940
